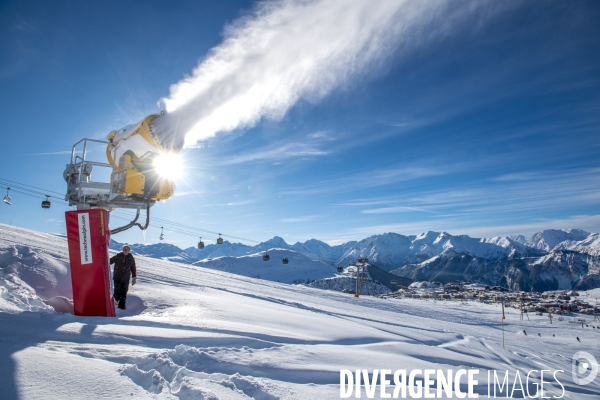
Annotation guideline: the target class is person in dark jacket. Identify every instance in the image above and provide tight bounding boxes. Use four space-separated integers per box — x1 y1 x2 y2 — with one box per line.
110 245 137 310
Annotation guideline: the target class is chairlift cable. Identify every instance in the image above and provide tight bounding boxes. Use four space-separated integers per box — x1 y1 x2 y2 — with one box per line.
2 187 70 206
0 178 64 197
0 186 220 241
0 176 263 245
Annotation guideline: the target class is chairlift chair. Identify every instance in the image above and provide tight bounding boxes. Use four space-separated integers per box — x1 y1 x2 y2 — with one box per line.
41 195 51 209
197 237 204 249
217 233 223 245
159 226 164 240
263 252 270 262
3 188 11 205
337 266 344 272
282 256 289 265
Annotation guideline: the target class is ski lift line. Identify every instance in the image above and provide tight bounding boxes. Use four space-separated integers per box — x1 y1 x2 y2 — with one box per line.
0 177 261 244
109 213 218 238
0 177 263 245
108 206 260 242
13 191 66 207
108 215 220 240
0 182 71 207
111 209 261 244
0 188 225 242
148 220 263 243
1 187 71 206
0 183 57 199
0 178 64 197
0 177 63 195
134 214 262 243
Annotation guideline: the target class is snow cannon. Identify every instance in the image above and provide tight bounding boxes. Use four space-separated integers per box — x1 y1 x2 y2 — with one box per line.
64 113 184 230
106 113 183 205
63 113 183 317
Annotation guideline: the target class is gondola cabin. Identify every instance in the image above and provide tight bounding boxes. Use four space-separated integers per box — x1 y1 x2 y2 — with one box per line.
41 195 51 209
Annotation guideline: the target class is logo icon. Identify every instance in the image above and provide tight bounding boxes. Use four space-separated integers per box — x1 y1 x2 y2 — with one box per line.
572 351 598 385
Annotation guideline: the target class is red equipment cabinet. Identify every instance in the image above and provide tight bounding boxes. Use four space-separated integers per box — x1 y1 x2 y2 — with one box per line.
65 209 115 317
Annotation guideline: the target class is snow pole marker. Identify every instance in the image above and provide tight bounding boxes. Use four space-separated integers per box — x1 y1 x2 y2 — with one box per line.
501 299 506 349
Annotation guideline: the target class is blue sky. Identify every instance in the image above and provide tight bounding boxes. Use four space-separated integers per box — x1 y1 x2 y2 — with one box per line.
0 0 599 247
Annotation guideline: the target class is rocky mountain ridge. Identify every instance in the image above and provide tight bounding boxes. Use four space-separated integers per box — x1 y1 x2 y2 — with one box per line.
111 228 600 291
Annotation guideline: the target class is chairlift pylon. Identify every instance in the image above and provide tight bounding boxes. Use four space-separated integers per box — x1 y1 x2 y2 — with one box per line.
263 251 270 262
197 236 204 249
3 187 11 205
217 233 223 245
159 226 164 240
41 195 51 209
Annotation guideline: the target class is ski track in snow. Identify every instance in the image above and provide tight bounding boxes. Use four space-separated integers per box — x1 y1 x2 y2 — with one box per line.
1 223 599 399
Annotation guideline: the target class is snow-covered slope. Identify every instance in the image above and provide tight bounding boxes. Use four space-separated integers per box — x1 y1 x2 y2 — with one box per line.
390 249 600 292
554 232 600 257
528 250 600 290
525 229 590 251
291 239 357 264
336 232 416 269
248 236 291 254
182 236 357 267
193 248 336 284
336 231 519 271
482 235 545 258
110 241 200 264
184 240 252 260
1 223 599 399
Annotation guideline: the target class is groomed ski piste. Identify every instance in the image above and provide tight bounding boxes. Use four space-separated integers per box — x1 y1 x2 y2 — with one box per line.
1 223 599 399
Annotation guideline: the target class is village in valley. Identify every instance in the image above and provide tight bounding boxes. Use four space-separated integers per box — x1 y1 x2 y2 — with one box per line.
327 259 600 328
384 282 599 320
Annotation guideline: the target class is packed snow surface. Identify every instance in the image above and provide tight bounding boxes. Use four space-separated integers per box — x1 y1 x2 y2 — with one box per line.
1 223 599 399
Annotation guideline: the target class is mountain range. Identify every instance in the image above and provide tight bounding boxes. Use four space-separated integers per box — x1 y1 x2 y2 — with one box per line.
110 228 600 292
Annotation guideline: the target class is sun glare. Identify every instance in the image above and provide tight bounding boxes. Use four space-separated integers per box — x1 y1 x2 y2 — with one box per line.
153 153 183 179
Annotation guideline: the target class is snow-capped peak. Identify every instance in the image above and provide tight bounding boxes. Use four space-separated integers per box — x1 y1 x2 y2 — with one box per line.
525 229 591 251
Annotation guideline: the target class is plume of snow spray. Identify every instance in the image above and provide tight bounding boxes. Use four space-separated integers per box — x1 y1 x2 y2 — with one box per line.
155 0 494 146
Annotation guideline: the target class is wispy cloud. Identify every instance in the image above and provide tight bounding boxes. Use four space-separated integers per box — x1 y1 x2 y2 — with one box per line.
457 215 600 238
361 205 440 214
209 140 331 166
323 167 600 241
329 214 600 243
333 167 600 216
226 199 258 206
281 164 459 196
491 172 540 182
279 215 317 223
306 130 336 141
13 20 36 33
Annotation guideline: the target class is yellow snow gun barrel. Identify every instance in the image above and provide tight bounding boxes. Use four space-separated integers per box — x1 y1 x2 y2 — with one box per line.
106 114 183 202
